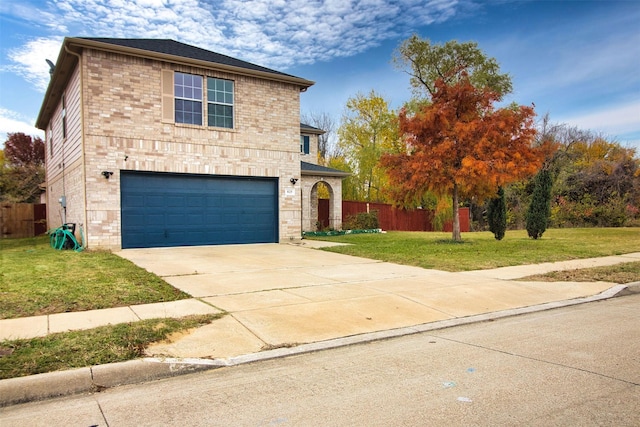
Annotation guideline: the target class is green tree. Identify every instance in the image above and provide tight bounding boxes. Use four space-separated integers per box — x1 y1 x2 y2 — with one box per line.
531 118 640 227
337 90 399 202
487 187 507 240
526 169 552 239
393 35 513 100
325 155 359 201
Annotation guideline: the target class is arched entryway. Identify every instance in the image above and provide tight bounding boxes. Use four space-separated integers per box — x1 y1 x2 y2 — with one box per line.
301 176 344 232
313 181 334 230
300 161 350 233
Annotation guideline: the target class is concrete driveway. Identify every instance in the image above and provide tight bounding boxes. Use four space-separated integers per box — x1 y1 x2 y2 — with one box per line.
115 242 620 360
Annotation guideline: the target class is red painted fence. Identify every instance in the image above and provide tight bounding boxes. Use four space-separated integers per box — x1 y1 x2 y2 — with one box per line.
319 200 469 232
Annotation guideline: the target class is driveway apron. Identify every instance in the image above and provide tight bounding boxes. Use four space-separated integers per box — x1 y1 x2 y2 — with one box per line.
115 243 616 360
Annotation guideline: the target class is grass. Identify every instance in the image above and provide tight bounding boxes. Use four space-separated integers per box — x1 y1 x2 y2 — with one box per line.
0 236 190 319
520 261 640 284
0 237 224 379
0 314 221 379
306 228 640 272
1 228 638 379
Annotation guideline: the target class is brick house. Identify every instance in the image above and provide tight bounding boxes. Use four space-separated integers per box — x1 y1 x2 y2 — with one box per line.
36 37 347 249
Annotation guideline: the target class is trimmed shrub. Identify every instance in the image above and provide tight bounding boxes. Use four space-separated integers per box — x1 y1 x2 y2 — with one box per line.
526 169 552 239
487 187 507 240
343 210 379 230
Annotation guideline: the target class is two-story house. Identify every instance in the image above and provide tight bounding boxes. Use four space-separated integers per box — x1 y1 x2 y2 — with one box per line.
36 37 347 249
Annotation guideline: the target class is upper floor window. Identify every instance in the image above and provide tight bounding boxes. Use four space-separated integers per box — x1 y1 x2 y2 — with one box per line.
174 72 203 125
171 72 234 129
207 78 234 129
300 135 310 154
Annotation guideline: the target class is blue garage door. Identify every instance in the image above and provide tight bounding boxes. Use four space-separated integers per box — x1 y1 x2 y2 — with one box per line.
121 171 278 248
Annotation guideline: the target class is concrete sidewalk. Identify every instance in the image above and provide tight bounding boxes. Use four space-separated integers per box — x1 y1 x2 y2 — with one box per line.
1 243 639 406
138 246 640 361
3 245 638 347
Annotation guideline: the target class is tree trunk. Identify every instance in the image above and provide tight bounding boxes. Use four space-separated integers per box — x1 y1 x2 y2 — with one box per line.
452 183 461 241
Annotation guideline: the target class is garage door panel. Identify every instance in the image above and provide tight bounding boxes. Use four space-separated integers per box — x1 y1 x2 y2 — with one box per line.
166 195 186 207
205 213 223 223
145 232 166 246
146 195 165 207
186 214 205 225
205 196 222 207
126 214 146 227
187 196 203 207
144 214 165 226
121 172 278 248
122 194 144 208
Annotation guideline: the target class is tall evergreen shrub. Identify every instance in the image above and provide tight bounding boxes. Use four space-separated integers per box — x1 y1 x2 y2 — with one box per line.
487 187 507 240
526 169 552 239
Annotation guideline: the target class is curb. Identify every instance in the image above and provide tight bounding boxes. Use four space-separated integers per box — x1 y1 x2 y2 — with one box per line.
614 281 640 296
0 283 636 407
0 359 220 408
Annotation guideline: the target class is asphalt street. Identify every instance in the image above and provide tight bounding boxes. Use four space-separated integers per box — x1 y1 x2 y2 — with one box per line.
2 294 639 426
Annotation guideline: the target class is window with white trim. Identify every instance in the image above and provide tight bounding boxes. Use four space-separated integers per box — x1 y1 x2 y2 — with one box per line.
300 135 310 154
207 77 234 129
174 72 203 125
172 72 234 129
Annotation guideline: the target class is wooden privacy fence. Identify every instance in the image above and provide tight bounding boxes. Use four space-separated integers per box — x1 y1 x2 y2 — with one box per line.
0 203 47 238
320 200 469 232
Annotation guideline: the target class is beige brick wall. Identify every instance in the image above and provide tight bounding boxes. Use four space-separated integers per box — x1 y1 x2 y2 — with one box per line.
46 158 86 242
79 49 303 249
300 133 319 164
45 62 87 244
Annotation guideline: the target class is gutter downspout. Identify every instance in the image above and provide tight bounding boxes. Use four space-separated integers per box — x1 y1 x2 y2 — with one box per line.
64 44 88 249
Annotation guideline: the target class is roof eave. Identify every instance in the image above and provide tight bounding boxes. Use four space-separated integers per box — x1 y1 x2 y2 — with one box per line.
72 38 315 88
300 126 325 135
301 169 351 178
36 38 77 130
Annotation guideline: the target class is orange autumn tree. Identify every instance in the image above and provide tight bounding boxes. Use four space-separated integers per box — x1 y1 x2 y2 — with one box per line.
381 76 544 241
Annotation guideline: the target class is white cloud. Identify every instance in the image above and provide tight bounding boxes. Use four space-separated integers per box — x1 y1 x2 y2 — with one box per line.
5 0 464 90
560 100 640 148
6 37 63 92
0 108 44 148
561 101 640 135
550 31 640 91
0 1 68 32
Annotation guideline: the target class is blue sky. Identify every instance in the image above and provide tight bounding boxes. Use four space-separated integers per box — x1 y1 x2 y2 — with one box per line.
1 0 639 150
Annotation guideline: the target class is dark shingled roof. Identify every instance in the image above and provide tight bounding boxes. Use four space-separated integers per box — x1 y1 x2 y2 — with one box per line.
300 123 323 132
79 38 298 79
301 161 350 177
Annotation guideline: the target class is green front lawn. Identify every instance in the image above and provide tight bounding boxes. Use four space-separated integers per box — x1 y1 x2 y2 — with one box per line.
0 314 221 379
0 236 190 319
307 228 640 272
1 228 638 380
0 237 223 380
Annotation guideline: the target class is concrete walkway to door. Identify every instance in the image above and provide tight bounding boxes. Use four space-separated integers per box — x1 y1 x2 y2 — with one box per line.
111 242 640 361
